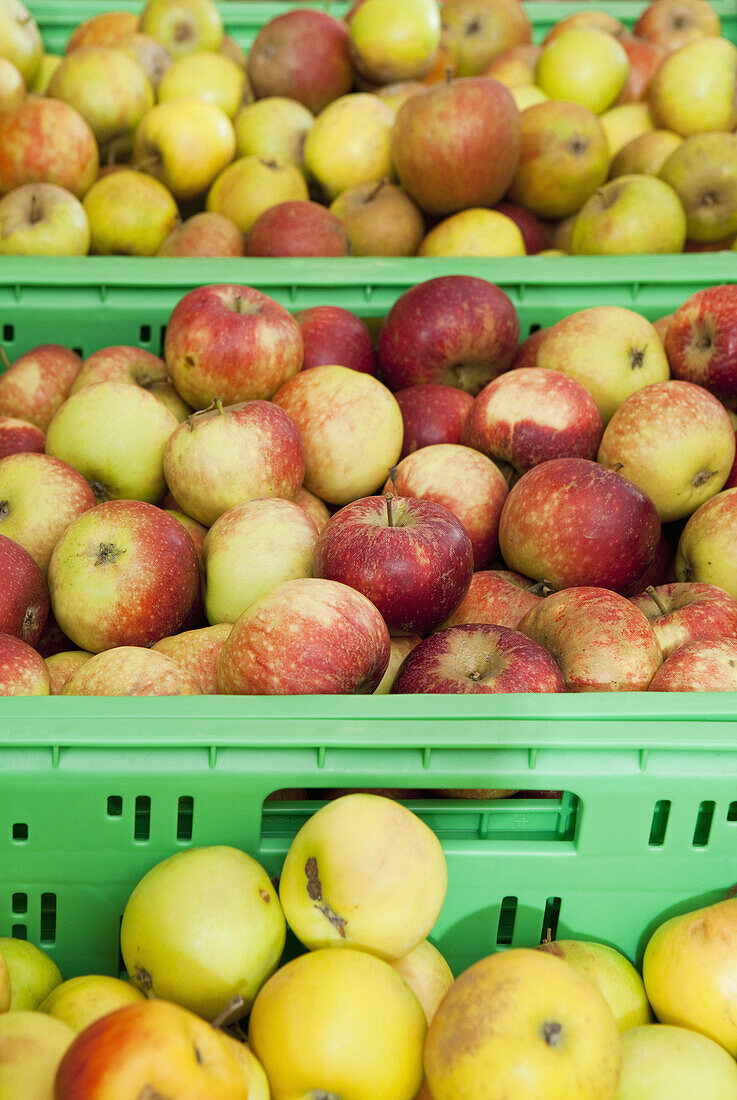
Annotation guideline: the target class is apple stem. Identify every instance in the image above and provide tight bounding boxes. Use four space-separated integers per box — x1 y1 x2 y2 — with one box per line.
611 462 624 472
530 580 555 597
387 465 398 494
233 296 244 314
385 493 395 527
543 926 552 943
365 178 388 204
214 397 224 415
211 994 246 1030
0 345 11 373
727 883 737 900
645 585 668 615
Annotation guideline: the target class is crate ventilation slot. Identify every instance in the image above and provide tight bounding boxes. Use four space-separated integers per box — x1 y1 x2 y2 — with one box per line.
728 802 737 822
2 325 13 342
134 796 151 842
11 925 26 939
692 801 715 848
648 800 671 847
40 894 56 945
12 823 28 842
140 324 151 342
177 796 194 841
11 893 26 915
107 795 122 817
496 896 517 945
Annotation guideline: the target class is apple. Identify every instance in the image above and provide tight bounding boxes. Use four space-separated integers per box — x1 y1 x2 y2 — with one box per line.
164 283 304 408
0 343 82 431
609 128 683 178
218 1034 270 1100
462 367 603 475
617 33 666 103
510 83 548 111
0 181 90 256
62 645 202 694
246 199 350 257
45 649 92 694
665 284 737 397
217 577 391 693
48 499 200 652
0 97 99 198
617 1024 737 1099
536 305 671 424
536 940 650 1032
0 632 50 694
571 173 687 255
395 382 473 458
482 44 541 87
0 936 61 1010
659 132 737 243
510 327 549 369
28 52 61 95
518 585 663 691
507 100 609 219
163 399 306 527
0 452 96 571
114 31 173 91
0 531 49 644
152 622 231 694
83 170 179 257
440 0 532 78
246 9 353 114
418 208 525 256
686 236 736 252
65 11 140 52
158 210 244 257
493 200 547 254
375 79 426 114
391 77 521 215
675 487 737 598
294 485 331 533
499 457 661 593
164 509 206 562
157 50 249 118
650 637 737 690
206 154 309 233
234 96 314 173
0 415 45 458
648 36 737 135
295 306 377 376
392 622 565 693
303 93 395 202
133 99 236 203
541 11 625 45
444 569 544 629
139 0 224 58
536 27 629 114
629 581 737 658
634 0 721 52
0 1012 74 1097
373 635 422 693
600 103 655 159
349 0 440 84
329 179 426 257
0 56 24 112
0 0 41 86
623 529 672 595
39 974 146 1033
389 939 454 1026
378 275 519 394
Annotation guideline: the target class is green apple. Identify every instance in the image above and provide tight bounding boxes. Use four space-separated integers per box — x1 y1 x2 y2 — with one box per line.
675 488 737 597
303 92 395 201
83 169 179 256
537 940 650 1032
0 183 90 256
233 96 314 173
348 0 441 84
571 174 687 255
27 52 61 94
157 49 249 118
139 0 223 58
0 0 42 84
617 1025 737 1099
0 938 62 1011
659 132 737 242
418 208 525 255
609 130 682 179
0 1011 74 1097
599 103 654 159
38 975 146 1032
330 179 425 256
536 27 629 114
0 56 24 112
648 36 737 135
134 99 235 203
206 154 308 233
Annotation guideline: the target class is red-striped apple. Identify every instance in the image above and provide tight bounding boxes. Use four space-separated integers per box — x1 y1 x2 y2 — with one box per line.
295 306 377 376
0 532 49 645
650 637 737 690
444 569 544 629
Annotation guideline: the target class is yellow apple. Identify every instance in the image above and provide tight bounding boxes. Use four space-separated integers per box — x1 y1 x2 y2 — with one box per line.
616 1024 737 1098
0 0 42 84
483 43 540 87
374 635 422 693
139 0 223 58
648 36 737 135
206 154 308 233
0 938 61 1011
0 56 24 112
27 52 61 94
0 951 9 1013
609 129 683 178
571 174 687 255
675 488 737 597
217 1033 270 1100
537 940 651 1032
0 182 90 257
536 27 629 114
303 92 395 200
418 207 525 255
133 99 235 203
511 84 548 110
157 49 249 118
348 0 441 84
83 169 179 256
600 103 655 159
234 96 314 172
0 1011 74 1098
38 975 146 1032
390 939 454 1024
45 650 92 694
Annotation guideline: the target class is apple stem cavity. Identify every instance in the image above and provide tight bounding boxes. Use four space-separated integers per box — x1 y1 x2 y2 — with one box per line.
94 542 126 567
541 1020 563 1048
693 468 716 488
137 1086 170 1100
89 480 111 502
0 500 8 522
646 585 669 616
529 580 555 597
211 994 246 1030
134 967 153 991
385 493 395 528
629 347 645 370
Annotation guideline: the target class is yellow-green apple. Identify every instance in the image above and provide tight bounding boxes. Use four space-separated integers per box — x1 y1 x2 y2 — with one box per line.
390 939 454 1024
249 947 426 1100
518 586 663 691
597 380 735 521
0 1011 74 1097
0 344 82 431
510 83 548 111
217 1034 270 1100
0 452 96 571
157 49 248 117
648 36 737 135
462 367 603 474
600 103 655 158
133 99 235 204
425 948 621 1100
0 632 50 693
395 382 473 457
0 56 24 112
378 275 519 394
203 497 318 624
315 493 474 633
246 9 352 114
375 79 426 114
630 581 737 658
500 457 661 592
295 305 377 375
28 52 61 94
384 443 508 569
64 11 139 52
158 210 244 257
40 975 146 1032
217 577 391 693
536 306 671 423
651 638 737 688
536 27 628 114
45 649 92 694
304 93 394 201
659 133 737 242
643 896 737 1053
617 34 666 103
675 487 737 596
139 0 223 58
0 181 90 256
206 154 308 233
0 937 61 1009
0 0 42 84
329 178 425 257
374 634 422 692
233 95 313 171
83 170 179 256
0 415 45 458
348 0 440 84
54 999 248 1099
444 569 544 628
152 622 231 694
0 97 98 198
493 200 547 253
537 940 651 1031
48 499 200 652
62 645 202 695
114 31 172 90
617 1024 737 1099
121 844 285 1019
508 100 609 219
70 347 189 425
665 285 737 396
163 399 306 526
246 199 350 257
541 10 625 45
294 485 330 533
392 621 565 693
634 0 722 51
609 129 682 178
164 283 304 408
0 531 49 644
418 207 525 256
46 380 179 503
571 174 687 254
391 77 521 215
440 0 532 78
482 43 540 87
272 365 403 505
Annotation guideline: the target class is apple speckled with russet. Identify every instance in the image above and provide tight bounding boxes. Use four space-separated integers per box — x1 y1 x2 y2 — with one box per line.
60 645 203 696
0 344 82 431
649 637 737 691
444 569 544 629
629 581 737 659
0 632 50 695
0 531 49 645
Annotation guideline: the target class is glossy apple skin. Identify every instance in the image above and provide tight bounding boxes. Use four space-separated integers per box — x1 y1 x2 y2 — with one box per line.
499 457 661 593
165 284 304 409
0 344 82 431
152 623 232 694
246 200 350 257
649 637 737 690
158 212 245 258
295 306 377 376
315 494 473 635
519 586 663 691
630 581 737 659
394 383 473 459
247 9 352 114
0 415 45 458
675 487 737 598
444 569 543 628
622 530 672 596
665 285 737 397
392 622 564 693
61 645 203 696
378 275 519 395
493 201 547 254
0 632 51 695
0 532 49 646
0 97 99 198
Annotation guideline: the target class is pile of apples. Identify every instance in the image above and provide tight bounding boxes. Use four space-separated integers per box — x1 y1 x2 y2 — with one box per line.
2 790 737 1098
1 0 737 257
1 272 737 696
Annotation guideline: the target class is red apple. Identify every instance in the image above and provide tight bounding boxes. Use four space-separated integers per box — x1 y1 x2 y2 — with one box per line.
61 645 203 696
0 633 50 696
629 580 737 658
518 586 663 691
217 577 390 694
444 569 545 629
499 457 661 592
510 327 550 370
295 306 378 376
649 637 737 690
47 500 201 653
684 237 737 252
492 201 547 254
0 97 99 198
622 530 672 595
314 494 474 635
665 285 737 398
158 211 245 258
617 34 666 102
633 0 720 52
462 368 603 475
0 415 45 458
246 9 353 114
394 382 473 459
164 284 304 409
378 275 519 394
0 344 82 431
0 532 49 646
246 200 350 257
35 611 74 657
653 314 673 343
725 433 737 489
391 622 565 693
